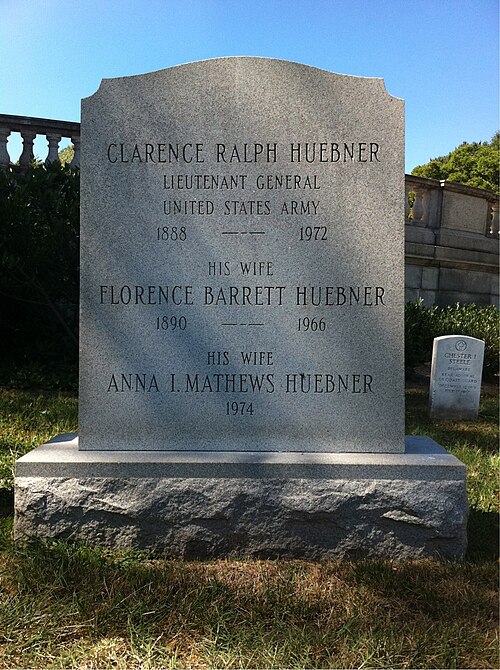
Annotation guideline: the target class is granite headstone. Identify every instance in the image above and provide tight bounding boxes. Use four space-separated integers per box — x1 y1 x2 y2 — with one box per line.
79 57 405 452
429 335 485 420
15 60 469 559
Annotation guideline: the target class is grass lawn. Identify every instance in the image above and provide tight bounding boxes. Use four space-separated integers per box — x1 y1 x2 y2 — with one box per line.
0 385 498 669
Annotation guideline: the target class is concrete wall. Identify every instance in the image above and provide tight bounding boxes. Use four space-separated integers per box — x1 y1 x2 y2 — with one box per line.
405 175 499 307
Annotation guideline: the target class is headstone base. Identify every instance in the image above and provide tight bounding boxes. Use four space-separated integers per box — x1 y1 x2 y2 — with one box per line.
14 436 468 560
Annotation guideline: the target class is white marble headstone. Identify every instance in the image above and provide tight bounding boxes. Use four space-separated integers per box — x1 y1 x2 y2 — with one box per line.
429 335 485 420
79 58 405 452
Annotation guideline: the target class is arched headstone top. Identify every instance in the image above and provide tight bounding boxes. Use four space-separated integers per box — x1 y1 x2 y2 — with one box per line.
80 59 405 452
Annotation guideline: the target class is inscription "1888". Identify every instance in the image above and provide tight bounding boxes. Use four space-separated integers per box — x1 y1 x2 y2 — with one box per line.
157 226 187 240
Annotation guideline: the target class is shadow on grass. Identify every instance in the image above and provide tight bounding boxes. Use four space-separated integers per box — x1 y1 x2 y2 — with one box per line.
0 489 13 518
466 508 499 562
1 529 498 670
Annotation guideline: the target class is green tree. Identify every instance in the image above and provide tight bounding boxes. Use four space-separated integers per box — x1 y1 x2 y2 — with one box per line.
412 133 499 194
58 144 74 166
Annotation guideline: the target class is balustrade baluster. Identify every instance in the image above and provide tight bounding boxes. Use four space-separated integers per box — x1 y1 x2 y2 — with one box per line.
489 201 499 236
71 136 80 166
0 128 10 168
18 130 36 167
46 133 61 163
404 189 411 220
411 188 425 224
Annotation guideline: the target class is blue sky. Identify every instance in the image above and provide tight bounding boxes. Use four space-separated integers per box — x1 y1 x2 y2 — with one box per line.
1 0 498 172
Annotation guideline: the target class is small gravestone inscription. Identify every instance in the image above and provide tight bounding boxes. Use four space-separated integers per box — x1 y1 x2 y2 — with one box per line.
429 335 485 419
79 58 405 452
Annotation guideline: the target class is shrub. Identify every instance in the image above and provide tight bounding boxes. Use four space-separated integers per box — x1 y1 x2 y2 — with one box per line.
405 300 499 378
404 299 437 371
0 163 79 380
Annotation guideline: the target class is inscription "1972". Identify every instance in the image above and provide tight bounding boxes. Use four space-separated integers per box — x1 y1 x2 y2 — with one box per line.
300 226 327 240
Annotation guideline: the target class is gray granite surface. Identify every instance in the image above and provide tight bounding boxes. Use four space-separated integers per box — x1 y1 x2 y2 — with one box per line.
15 434 467 560
80 58 405 452
16 434 465 480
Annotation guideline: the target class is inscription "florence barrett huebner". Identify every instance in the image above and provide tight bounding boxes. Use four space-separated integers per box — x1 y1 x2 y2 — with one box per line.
98 284 386 306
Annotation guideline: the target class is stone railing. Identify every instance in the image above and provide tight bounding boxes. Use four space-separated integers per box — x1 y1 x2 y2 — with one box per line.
0 113 80 169
405 175 499 306
406 174 499 237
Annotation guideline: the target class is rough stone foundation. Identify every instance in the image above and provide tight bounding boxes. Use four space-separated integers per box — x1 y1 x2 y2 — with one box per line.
14 435 468 560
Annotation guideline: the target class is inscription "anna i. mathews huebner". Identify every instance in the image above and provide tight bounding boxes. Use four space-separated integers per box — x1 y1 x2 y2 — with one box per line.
106 372 374 395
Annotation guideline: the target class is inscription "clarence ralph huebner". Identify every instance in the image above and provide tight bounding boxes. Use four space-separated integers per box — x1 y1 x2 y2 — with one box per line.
106 141 381 164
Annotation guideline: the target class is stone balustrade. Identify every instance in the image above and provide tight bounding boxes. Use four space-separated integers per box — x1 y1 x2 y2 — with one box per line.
0 114 498 306
405 175 499 306
406 174 499 237
0 113 80 169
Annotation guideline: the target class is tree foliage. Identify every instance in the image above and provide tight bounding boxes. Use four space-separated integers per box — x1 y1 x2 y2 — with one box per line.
58 144 75 166
412 133 499 194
